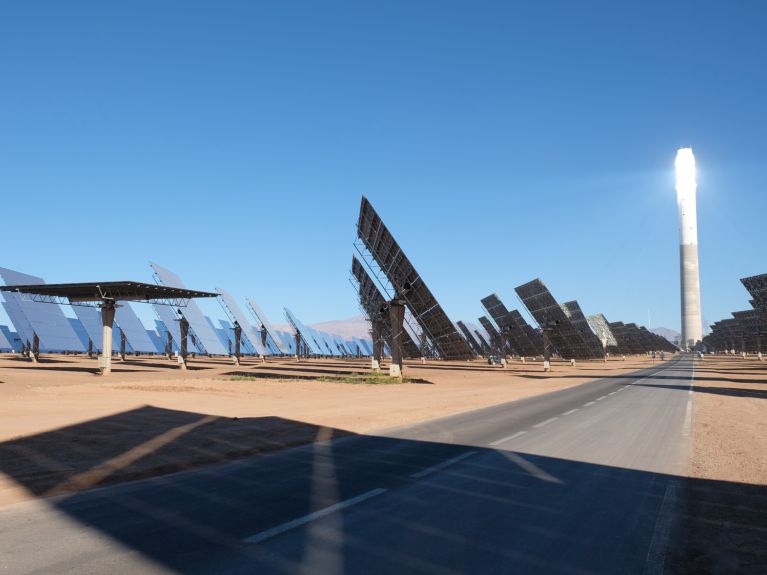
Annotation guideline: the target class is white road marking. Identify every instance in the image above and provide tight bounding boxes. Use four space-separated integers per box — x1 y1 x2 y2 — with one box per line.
243 488 388 544
683 356 695 437
505 452 562 484
533 417 558 428
562 408 578 416
410 451 478 478
596 395 607 401
643 480 679 575
683 399 693 439
489 431 526 446
583 401 595 407
608 391 616 396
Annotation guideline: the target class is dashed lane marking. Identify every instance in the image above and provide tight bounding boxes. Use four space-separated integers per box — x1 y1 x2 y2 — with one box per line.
410 451 479 479
489 431 527 446
533 417 559 428
243 488 388 544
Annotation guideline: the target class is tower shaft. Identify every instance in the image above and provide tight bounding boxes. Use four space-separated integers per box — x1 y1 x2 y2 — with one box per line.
676 148 703 350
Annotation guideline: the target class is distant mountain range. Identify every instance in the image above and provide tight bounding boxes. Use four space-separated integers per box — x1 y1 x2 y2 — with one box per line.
276 315 682 345
310 315 371 339
273 315 371 341
650 327 681 343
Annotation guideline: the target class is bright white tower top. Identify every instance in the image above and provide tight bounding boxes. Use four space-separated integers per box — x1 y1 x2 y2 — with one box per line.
675 147 698 245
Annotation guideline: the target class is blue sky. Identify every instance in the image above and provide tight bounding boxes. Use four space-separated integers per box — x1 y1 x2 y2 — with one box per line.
1 1 765 332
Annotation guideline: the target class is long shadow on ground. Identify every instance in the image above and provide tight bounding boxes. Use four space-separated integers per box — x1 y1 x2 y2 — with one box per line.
0 407 764 574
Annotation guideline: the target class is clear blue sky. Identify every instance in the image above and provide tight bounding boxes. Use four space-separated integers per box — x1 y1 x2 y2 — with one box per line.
1 1 765 332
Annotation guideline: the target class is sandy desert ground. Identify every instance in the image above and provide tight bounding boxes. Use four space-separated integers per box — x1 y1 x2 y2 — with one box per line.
0 353 660 505
0 352 764 516
676 355 767 574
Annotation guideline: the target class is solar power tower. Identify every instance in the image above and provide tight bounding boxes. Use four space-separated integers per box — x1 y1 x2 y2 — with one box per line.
561 301 606 358
150 262 228 356
351 256 421 361
514 279 603 360
480 294 541 357
355 196 473 360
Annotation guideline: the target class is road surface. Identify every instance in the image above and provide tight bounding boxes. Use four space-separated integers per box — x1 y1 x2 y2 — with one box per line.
0 355 695 574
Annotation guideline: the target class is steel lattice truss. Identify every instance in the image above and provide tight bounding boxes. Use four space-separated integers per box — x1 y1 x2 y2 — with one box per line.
356 196 473 360
478 315 502 354
514 279 603 360
708 318 743 351
351 256 421 358
456 320 484 356
508 310 545 356
701 273 767 353
605 321 675 354
480 294 541 357
561 301 607 358
606 322 635 355
741 274 767 315
473 327 492 354
586 313 618 349
705 310 766 353
624 323 652 354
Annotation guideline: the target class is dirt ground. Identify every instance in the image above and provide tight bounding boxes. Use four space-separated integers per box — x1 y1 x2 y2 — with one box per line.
674 355 767 575
2 351 766 571
0 352 658 506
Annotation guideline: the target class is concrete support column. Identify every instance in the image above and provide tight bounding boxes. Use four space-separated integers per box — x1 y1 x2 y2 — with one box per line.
100 303 116 375
419 331 429 361
500 327 510 363
165 331 173 360
261 327 268 360
30 334 40 363
120 331 126 361
87 339 93 358
179 317 189 370
542 329 551 372
295 331 301 360
233 322 242 366
389 299 405 378
371 319 383 370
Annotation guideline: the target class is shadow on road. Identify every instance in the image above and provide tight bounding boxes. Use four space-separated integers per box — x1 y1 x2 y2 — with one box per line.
636 383 767 400
0 406 765 574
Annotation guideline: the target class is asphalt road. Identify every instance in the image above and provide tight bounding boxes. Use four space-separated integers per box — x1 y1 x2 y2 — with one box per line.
0 355 695 575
